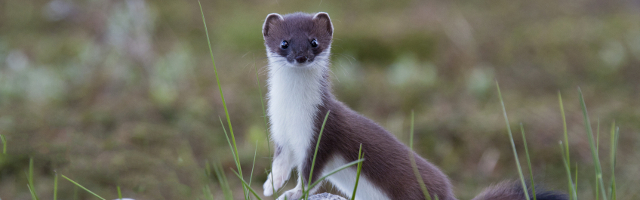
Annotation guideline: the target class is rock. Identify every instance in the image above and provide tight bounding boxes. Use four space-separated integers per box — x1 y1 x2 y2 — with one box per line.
308 193 347 200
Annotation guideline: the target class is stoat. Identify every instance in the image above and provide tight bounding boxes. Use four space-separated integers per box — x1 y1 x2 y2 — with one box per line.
261 12 567 200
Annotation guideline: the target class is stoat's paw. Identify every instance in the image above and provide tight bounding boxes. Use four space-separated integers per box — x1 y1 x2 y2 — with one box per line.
276 188 303 200
263 172 284 196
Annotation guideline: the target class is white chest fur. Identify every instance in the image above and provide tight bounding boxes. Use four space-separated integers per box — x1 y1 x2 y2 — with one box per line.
266 52 326 164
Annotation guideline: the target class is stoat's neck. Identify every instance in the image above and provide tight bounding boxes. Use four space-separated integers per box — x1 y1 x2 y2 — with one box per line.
266 52 329 164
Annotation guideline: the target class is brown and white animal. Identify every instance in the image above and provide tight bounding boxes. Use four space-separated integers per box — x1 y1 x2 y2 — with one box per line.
261 12 567 200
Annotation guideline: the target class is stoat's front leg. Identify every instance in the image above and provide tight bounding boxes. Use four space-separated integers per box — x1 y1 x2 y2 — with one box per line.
264 145 294 196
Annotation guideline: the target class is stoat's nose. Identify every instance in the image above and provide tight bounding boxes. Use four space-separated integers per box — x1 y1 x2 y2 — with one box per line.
295 56 308 63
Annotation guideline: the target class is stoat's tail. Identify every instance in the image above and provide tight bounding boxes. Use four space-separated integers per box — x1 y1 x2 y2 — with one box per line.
471 181 568 200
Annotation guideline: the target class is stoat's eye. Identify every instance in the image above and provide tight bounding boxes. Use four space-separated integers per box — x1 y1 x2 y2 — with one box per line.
310 39 318 48
280 40 289 49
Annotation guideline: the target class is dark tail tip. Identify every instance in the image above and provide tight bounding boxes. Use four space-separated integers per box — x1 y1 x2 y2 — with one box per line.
530 189 569 200
472 181 568 200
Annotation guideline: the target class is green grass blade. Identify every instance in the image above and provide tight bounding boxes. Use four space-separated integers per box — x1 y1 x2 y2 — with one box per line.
61 174 106 200
197 1 246 197
351 144 364 200
409 111 432 200
578 88 607 200
520 124 536 200
213 161 233 200
255 64 274 200
558 92 572 196
559 142 578 200
28 157 39 200
231 170 264 200
117 185 122 199
203 185 215 200
609 124 618 200
308 159 365 190
73 186 78 200
597 119 600 151
255 65 271 157
496 81 530 200
248 142 258 199
306 111 331 192
219 117 238 164
0 134 6 154
574 163 578 190
28 184 38 200
596 119 600 200
54 172 58 200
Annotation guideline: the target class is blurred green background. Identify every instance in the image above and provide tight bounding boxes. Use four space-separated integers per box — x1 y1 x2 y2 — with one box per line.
1 0 639 199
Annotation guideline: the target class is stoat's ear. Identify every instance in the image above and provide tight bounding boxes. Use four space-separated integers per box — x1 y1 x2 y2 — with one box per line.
313 12 333 36
263 13 284 38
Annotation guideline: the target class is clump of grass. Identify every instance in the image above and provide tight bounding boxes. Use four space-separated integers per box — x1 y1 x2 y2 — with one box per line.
557 89 620 200
212 161 233 200
558 92 578 200
198 1 249 198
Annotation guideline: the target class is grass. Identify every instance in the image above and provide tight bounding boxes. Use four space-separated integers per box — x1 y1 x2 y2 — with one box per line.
7 5 623 200
409 110 434 200
496 82 530 200
520 124 536 200
306 110 331 198
1 134 6 154
578 88 608 200
8 75 624 200
351 143 364 199
60 174 106 200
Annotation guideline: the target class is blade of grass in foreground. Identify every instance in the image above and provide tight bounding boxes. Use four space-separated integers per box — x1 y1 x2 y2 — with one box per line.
307 158 365 190
117 185 122 200
197 1 247 197
578 88 607 200
496 81 530 200
54 172 58 200
520 124 536 200
558 92 570 167
232 170 264 200
559 142 578 200
28 158 39 200
0 134 6 154
351 144 364 200
248 143 259 199
609 123 619 200
596 119 600 200
306 111 331 199
213 161 233 200
255 65 271 156
27 184 38 200
596 120 600 200
558 92 574 198
203 185 215 200
61 174 106 200
408 111 432 200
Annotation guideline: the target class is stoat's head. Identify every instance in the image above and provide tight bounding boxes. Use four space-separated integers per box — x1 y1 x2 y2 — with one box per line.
262 12 333 67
